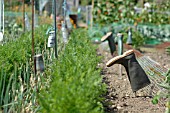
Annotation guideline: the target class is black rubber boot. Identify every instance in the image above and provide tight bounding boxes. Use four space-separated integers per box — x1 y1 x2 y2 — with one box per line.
101 32 116 56
106 50 151 92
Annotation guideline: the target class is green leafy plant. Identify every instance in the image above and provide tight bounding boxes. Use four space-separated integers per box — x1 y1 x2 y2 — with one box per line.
0 24 53 112
122 27 145 49
93 0 170 25
38 29 106 113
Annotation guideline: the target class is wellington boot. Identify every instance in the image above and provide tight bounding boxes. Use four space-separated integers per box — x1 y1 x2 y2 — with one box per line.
106 50 151 92
101 32 116 56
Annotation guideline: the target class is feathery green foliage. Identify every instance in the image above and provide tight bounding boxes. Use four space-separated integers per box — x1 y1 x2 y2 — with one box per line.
39 29 106 113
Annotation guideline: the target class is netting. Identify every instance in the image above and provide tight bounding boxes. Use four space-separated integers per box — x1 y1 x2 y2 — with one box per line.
136 53 169 105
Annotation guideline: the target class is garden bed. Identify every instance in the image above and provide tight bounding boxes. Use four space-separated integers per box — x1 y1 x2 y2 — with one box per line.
98 43 170 113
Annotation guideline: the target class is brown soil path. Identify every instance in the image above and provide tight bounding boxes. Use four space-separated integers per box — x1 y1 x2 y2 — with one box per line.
98 43 170 113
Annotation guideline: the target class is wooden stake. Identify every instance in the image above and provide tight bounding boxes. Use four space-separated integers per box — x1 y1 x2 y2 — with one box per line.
90 0 94 29
32 0 36 74
54 0 58 58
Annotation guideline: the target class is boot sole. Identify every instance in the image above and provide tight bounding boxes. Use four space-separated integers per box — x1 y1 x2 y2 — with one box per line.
101 32 112 42
106 49 134 67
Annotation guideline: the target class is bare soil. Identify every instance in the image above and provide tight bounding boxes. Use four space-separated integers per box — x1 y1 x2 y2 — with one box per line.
98 42 170 113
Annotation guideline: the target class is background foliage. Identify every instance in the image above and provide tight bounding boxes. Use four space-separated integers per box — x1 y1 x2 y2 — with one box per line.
93 0 170 25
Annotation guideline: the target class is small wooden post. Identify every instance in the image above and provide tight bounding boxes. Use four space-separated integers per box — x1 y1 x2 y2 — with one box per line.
91 0 94 29
54 0 58 58
32 0 36 74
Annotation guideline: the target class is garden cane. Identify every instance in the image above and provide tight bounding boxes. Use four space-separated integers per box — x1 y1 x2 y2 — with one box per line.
53 0 58 58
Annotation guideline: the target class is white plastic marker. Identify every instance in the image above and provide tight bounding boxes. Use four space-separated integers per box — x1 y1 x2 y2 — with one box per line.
0 32 3 41
0 0 4 42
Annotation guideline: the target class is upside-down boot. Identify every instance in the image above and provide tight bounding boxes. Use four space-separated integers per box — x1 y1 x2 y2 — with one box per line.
101 32 116 56
106 49 151 92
